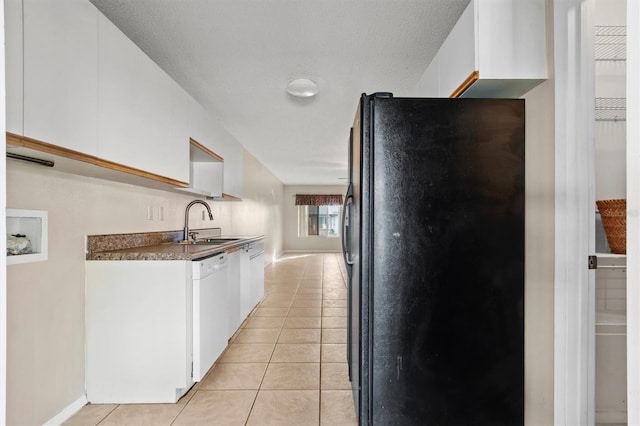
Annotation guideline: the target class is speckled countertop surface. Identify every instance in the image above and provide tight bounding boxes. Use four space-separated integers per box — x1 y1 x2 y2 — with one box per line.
86 228 264 261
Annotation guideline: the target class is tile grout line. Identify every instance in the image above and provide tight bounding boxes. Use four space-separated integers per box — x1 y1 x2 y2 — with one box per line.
94 404 119 426
244 259 305 425
318 255 324 425
319 253 326 425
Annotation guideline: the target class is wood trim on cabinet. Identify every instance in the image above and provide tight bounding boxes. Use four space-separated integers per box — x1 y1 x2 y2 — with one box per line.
220 193 242 201
449 70 480 98
6 132 189 187
190 138 224 162
224 246 243 254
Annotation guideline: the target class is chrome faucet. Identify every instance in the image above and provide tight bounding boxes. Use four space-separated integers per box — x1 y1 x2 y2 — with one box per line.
183 200 214 243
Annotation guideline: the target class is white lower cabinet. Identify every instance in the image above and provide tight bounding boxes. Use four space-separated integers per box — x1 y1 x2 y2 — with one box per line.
239 246 252 320
249 242 265 309
226 249 243 338
237 241 265 322
85 243 264 403
85 261 193 404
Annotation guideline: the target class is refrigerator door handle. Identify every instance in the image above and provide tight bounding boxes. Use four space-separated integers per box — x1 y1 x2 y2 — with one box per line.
342 184 354 266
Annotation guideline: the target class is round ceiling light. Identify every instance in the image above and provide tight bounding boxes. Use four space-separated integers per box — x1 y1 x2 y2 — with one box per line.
286 78 319 97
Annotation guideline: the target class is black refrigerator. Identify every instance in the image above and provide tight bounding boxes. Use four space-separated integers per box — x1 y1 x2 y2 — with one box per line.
342 93 524 426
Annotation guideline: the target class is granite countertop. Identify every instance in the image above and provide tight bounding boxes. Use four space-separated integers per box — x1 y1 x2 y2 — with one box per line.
86 229 264 261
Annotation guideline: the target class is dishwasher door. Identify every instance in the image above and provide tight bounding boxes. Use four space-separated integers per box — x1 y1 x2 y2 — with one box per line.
193 253 228 381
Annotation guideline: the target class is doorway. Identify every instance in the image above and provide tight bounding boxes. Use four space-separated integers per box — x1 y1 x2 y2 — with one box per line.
593 1 627 423
554 0 639 424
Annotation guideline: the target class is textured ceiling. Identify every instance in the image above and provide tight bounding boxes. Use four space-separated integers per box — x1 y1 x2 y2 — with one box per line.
89 0 470 185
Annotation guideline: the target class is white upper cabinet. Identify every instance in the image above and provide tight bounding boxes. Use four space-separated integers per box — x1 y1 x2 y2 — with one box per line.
98 14 189 183
188 96 212 150
222 139 243 199
187 97 244 199
23 0 98 153
417 0 547 98
6 0 243 194
208 118 243 199
5 0 23 135
185 97 224 198
182 139 224 198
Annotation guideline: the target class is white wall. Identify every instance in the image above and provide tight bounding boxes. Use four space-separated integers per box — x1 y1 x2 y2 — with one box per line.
283 185 347 253
221 149 285 263
5 149 283 425
523 76 555 426
520 5 555 426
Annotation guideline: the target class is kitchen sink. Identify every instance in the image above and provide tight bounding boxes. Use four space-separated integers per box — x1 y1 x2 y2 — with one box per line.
170 238 240 245
197 238 240 244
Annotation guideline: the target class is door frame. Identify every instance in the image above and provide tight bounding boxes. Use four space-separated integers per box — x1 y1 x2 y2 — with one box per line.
553 0 596 425
555 0 640 424
1 0 7 422
626 1 639 423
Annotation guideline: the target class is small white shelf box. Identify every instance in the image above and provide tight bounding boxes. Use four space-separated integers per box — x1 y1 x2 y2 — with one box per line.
6 208 48 264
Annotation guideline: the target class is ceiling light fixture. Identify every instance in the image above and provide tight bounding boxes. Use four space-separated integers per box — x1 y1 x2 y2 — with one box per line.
286 78 319 97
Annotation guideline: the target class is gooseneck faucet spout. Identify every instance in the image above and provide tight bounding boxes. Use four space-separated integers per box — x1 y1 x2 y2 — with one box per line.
183 200 214 243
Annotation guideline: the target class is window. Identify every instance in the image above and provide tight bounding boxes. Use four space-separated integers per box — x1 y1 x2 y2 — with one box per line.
298 204 341 238
295 194 343 238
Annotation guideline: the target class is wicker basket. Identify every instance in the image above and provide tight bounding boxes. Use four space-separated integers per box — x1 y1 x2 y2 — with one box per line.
596 199 626 254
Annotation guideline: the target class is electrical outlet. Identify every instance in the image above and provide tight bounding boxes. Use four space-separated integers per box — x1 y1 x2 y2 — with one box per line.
158 206 164 221
147 206 153 220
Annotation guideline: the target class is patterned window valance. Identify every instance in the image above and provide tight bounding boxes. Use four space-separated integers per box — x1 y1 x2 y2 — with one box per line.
295 194 344 206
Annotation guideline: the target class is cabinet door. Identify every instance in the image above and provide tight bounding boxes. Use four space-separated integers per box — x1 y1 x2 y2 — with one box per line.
209 119 244 198
5 0 23 135
188 96 213 149
86 260 193 403
226 251 242 338
98 14 189 183
191 161 223 198
223 141 244 198
239 248 252 319
23 0 98 153
249 251 265 308
188 97 241 197
171 86 190 182
476 0 547 80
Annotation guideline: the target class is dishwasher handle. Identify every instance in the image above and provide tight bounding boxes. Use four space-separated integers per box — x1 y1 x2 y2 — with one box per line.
193 254 227 279
250 251 264 261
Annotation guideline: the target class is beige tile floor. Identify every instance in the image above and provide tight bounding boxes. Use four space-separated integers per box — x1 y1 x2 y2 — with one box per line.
65 253 357 426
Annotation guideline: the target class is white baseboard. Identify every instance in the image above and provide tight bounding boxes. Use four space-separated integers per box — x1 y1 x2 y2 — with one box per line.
596 409 627 424
43 394 88 426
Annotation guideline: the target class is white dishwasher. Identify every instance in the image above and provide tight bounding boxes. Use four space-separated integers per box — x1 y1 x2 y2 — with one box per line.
249 241 265 308
193 253 228 381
